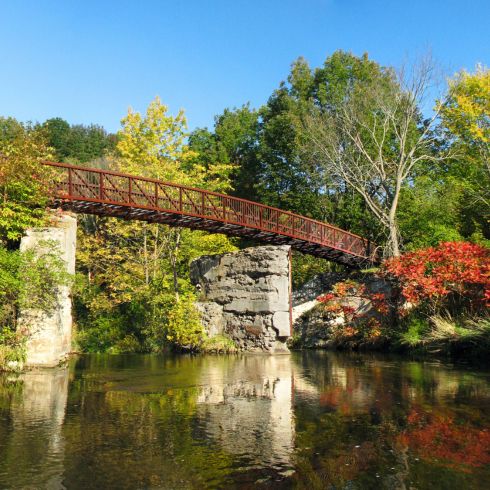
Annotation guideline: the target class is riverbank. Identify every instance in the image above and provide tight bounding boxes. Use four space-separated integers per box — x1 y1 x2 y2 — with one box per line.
290 248 489 364
291 291 490 361
289 328 490 366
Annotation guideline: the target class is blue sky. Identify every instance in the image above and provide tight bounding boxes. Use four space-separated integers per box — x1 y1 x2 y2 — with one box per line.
1 0 488 133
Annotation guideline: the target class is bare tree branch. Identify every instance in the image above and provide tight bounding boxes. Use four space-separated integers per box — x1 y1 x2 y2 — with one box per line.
303 56 451 256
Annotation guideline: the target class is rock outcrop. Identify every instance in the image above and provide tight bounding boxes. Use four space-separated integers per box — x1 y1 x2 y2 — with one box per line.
292 272 347 323
190 246 292 353
292 272 393 349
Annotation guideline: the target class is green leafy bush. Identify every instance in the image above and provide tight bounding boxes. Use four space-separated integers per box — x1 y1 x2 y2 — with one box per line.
76 314 129 353
164 295 204 351
399 316 430 346
0 328 25 368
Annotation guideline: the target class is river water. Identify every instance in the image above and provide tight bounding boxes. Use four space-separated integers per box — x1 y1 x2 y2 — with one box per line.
0 352 489 489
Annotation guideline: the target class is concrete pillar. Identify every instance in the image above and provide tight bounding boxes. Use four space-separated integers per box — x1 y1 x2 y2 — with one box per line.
19 213 77 367
190 245 292 352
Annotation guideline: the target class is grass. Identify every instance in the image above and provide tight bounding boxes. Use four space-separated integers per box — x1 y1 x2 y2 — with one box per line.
400 317 430 346
396 312 490 361
200 334 238 354
428 314 490 342
398 312 490 345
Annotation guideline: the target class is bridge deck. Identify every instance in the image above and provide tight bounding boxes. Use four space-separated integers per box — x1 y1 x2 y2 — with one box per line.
45 162 377 267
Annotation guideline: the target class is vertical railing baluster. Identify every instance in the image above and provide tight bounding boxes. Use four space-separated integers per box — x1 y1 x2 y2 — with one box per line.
179 187 183 212
155 182 158 208
128 177 132 204
68 168 73 196
99 173 104 199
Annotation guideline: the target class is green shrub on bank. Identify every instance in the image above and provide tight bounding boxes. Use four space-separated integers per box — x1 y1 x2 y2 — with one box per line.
75 314 129 353
0 328 25 369
399 316 431 347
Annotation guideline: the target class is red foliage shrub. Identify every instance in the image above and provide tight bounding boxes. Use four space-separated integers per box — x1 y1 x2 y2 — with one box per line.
383 242 490 312
317 293 335 303
316 278 390 345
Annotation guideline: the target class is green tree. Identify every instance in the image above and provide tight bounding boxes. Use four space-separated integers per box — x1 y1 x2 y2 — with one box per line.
42 117 116 163
397 175 463 249
190 53 391 247
0 118 53 244
41 117 71 160
257 82 320 213
303 55 448 256
189 104 259 199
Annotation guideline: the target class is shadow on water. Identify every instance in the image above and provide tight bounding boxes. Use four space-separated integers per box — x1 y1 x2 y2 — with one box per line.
0 351 490 489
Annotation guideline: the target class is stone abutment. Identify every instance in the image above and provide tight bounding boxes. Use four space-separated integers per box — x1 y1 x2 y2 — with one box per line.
190 245 292 353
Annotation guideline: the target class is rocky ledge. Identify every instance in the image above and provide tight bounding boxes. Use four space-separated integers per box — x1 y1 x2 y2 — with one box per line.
291 272 393 349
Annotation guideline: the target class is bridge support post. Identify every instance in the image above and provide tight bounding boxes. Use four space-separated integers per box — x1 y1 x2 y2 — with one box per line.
18 212 77 367
190 245 292 353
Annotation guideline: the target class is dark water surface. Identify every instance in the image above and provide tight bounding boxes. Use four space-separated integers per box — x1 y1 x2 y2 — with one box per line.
1 352 490 489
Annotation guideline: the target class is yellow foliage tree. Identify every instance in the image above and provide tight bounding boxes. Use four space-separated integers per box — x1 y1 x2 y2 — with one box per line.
442 65 490 146
117 96 234 191
114 96 236 297
439 65 490 223
0 118 54 242
75 98 237 352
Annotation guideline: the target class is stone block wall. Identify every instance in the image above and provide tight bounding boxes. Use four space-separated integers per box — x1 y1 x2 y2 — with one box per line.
190 245 292 352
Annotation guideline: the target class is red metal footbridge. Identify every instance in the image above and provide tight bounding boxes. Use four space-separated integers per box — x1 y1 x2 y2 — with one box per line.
45 162 377 267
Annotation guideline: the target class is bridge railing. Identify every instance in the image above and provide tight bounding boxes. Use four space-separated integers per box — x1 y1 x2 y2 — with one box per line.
44 161 375 260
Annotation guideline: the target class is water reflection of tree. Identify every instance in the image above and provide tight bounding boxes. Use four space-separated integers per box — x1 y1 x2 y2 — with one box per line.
60 354 298 487
291 351 490 489
61 356 237 488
